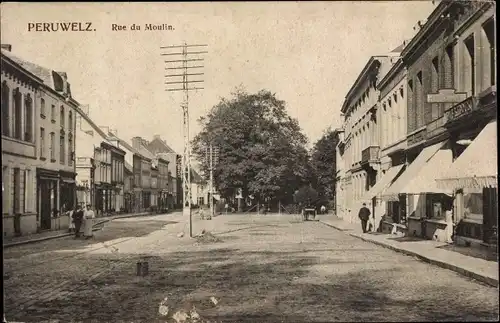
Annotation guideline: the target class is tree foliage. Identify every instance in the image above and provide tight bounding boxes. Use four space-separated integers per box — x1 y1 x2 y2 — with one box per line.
310 128 340 203
192 89 310 203
293 185 319 206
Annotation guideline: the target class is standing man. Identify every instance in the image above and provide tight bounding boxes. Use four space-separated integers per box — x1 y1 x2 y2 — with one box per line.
72 205 84 238
83 204 96 239
358 203 371 233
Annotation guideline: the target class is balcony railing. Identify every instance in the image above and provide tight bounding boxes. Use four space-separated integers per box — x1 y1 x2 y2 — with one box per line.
361 145 380 164
426 115 447 140
444 96 478 124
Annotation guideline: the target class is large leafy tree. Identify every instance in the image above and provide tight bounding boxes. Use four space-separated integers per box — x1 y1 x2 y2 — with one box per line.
310 128 340 204
192 89 310 204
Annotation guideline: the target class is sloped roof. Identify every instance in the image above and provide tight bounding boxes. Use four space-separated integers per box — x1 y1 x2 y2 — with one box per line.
2 49 58 91
108 135 143 157
147 137 176 154
138 145 155 160
1 49 44 83
108 134 156 161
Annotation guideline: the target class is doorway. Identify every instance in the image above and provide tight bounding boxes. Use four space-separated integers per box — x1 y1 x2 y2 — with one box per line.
39 180 53 230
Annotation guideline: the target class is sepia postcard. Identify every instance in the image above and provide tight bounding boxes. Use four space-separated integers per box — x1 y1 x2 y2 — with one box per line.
1 1 498 322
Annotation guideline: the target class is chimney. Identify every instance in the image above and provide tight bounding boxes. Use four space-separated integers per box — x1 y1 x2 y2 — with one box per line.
131 136 143 150
1 44 12 52
153 134 162 141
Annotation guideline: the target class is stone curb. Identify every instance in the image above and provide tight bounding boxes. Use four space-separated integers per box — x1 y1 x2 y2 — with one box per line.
319 220 499 288
3 212 153 248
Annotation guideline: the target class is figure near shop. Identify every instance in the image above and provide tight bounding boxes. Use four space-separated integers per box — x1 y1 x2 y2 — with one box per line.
72 204 85 238
83 204 95 239
358 203 371 233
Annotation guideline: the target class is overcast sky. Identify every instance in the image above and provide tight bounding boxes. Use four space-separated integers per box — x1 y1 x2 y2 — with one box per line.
1 1 435 153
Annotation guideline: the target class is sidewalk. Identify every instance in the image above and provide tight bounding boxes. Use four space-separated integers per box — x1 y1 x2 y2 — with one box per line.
318 215 499 288
3 211 153 248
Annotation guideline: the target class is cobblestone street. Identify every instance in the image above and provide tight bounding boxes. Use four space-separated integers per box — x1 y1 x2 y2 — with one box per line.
4 213 499 322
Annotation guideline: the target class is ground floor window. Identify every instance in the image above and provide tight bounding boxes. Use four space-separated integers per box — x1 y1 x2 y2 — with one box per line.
60 182 75 211
425 193 453 220
143 192 151 209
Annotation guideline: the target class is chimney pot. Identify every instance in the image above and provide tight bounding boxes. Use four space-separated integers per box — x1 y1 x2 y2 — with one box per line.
1 44 12 52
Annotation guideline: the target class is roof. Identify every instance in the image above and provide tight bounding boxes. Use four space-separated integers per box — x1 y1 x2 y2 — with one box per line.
2 49 58 92
108 134 156 161
1 50 44 84
108 135 144 158
147 137 176 154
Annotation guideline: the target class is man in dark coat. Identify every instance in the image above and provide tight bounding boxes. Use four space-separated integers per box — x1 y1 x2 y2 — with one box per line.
358 203 371 233
72 205 84 238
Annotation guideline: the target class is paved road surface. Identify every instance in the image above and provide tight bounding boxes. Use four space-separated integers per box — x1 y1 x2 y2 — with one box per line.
4 213 499 322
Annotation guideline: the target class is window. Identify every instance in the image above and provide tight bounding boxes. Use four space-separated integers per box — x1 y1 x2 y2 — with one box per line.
2 166 9 214
60 135 65 164
13 168 21 214
50 132 55 160
60 106 65 128
40 98 46 116
68 111 73 131
51 104 55 121
68 136 73 166
400 87 404 98
482 18 495 87
464 35 475 95
24 94 33 142
40 128 45 158
416 72 423 128
431 57 440 120
431 56 439 91
445 44 454 88
24 169 30 212
13 88 22 140
1 81 9 136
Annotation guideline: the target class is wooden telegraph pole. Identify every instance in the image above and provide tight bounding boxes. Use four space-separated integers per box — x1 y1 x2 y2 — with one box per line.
162 43 207 238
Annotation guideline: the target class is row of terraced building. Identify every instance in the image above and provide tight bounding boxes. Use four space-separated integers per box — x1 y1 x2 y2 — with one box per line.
335 1 497 252
1 45 206 238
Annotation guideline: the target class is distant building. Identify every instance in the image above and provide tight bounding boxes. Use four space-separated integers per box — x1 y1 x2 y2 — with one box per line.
339 50 401 225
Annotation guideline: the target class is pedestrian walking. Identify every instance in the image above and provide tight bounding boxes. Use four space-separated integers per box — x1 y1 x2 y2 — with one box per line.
83 204 95 239
358 203 371 233
320 205 326 215
67 207 75 233
73 205 84 238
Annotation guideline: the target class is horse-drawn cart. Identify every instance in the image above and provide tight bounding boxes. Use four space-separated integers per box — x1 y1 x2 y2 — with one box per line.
302 208 316 221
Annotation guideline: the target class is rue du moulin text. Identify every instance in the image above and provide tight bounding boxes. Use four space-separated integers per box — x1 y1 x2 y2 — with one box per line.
112 23 174 31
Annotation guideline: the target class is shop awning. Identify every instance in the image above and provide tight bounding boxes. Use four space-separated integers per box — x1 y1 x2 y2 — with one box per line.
437 120 497 190
354 164 405 207
380 141 446 201
399 147 453 195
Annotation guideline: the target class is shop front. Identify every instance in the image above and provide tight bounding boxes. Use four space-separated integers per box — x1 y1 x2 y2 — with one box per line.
95 183 113 216
59 170 76 211
397 141 455 242
380 141 447 236
356 164 405 232
437 119 497 250
36 168 59 231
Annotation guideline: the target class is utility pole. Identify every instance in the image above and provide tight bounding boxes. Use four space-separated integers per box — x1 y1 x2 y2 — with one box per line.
209 141 214 219
162 43 207 238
